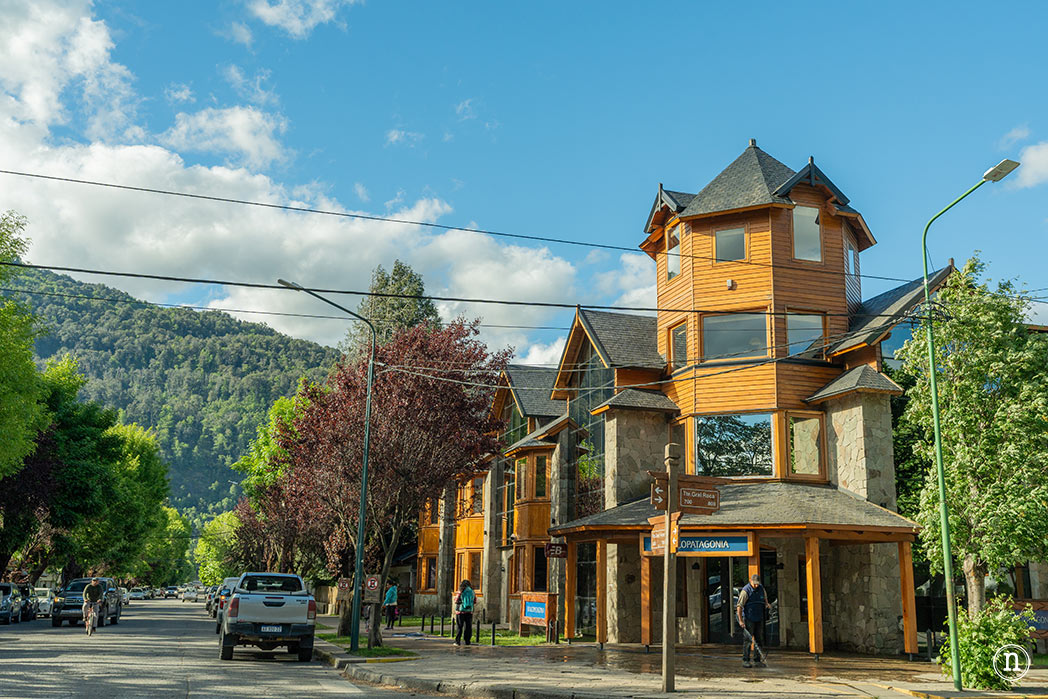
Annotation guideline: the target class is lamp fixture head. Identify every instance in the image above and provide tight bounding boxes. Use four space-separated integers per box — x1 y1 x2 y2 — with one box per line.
983 159 1020 182
277 278 303 290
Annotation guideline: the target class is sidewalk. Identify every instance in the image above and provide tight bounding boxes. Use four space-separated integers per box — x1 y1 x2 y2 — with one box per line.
312 619 1048 699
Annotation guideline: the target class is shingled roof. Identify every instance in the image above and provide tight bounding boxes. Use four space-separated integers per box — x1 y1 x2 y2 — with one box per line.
806 365 903 404
578 309 663 369
592 388 680 414
504 365 564 418
549 481 917 535
833 265 953 354
679 141 797 218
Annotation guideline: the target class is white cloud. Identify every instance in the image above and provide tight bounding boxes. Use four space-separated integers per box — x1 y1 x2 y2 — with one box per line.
353 182 369 202
520 338 566 366
595 253 657 309
247 0 358 39
229 21 254 47
385 129 423 147
164 83 194 104
455 98 476 121
222 65 278 105
1015 141 1048 189
999 124 1030 150
161 106 289 168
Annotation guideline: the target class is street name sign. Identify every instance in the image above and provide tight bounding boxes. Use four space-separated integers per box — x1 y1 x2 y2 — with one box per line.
647 513 680 555
651 482 720 515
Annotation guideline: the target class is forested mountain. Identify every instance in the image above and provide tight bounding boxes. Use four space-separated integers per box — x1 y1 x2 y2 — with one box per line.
1 268 339 519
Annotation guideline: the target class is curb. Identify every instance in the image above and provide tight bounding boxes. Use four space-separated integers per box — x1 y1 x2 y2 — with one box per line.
341 665 607 699
312 638 419 668
869 682 1042 699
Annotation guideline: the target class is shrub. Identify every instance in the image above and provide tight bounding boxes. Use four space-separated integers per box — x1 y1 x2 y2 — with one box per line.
938 596 1036 690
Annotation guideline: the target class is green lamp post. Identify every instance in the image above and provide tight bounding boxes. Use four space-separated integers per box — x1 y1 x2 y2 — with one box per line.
278 278 376 652
920 158 1019 691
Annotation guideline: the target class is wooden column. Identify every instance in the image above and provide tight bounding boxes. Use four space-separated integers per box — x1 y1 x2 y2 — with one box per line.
596 538 607 645
804 535 823 655
565 540 577 640
899 540 918 655
641 547 653 645
748 532 760 581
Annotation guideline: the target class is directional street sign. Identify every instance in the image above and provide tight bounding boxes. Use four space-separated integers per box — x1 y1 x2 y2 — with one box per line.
647 513 680 554
651 482 720 514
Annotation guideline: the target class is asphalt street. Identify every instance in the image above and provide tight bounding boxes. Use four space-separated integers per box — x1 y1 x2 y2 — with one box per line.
0 598 423 697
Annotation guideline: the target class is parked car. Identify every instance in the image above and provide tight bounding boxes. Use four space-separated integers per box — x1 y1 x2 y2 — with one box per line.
213 577 242 628
51 578 122 627
164 586 178 598
181 587 201 603
34 588 55 617
0 584 24 624
16 583 37 621
119 587 130 605
220 572 316 661
129 587 147 601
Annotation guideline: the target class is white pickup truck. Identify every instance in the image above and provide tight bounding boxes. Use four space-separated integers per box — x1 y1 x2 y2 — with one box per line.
219 572 316 661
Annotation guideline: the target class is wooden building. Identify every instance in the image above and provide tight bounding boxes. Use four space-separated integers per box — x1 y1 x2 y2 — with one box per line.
417 140 949 655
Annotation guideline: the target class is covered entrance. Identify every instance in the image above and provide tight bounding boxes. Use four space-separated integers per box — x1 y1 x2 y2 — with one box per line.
703 550 779 646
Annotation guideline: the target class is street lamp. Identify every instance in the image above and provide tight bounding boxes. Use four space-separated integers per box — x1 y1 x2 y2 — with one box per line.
920 158 1018 691
277 277 376 652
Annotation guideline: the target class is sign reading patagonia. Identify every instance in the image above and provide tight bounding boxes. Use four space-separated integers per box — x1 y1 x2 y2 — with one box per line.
643 531 753 557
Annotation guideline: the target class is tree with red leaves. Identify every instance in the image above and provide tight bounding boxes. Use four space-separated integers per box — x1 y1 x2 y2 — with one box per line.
286 319 507 642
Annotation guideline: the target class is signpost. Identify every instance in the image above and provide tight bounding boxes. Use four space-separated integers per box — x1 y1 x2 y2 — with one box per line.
662 443 680 693
650 472 723 515
363 575 382 605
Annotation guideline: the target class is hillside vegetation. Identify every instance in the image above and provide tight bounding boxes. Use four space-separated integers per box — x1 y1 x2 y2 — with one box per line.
1 268 339 520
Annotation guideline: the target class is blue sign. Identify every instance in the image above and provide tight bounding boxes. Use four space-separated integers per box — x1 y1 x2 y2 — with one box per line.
1030 609 1048 632
524 601 546 620
644 533 752 556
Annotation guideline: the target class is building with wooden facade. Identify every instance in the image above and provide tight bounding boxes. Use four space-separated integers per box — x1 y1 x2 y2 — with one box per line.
415 140 950 655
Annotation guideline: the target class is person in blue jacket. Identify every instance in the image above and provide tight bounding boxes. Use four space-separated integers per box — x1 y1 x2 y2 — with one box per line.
383 581 398 630
453 580 475 646
736 573 772 667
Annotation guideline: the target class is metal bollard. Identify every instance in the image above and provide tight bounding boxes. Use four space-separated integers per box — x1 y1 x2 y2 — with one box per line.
475 618 480 644
440 616 445 637
421 614 426 632
430 615 435 634
491 621 496 646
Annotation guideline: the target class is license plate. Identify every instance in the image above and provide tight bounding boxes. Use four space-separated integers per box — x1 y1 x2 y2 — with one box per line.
260 625 282 633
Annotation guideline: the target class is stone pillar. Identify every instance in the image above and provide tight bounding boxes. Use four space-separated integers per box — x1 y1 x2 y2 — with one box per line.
825 392 897 511
482 463 502 622
435 483 456 617
822 542 903 654
604 409 669 508
548 428 574 629
606 542 641 642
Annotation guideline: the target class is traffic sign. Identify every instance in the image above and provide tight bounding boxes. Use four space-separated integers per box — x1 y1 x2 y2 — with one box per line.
363 575 382 604
337 577 351 591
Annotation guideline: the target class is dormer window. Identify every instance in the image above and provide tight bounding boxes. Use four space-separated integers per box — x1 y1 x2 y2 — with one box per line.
666 223 681 279
792 206 822 262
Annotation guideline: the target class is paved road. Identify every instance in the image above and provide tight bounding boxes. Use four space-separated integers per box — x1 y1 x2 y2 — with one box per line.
0 599 422 697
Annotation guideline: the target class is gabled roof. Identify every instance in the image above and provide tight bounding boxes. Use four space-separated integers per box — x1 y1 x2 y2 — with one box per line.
577 309 663 369
643 185 697 233
503 413 581 457
549 481 918 535
832 265 954 355
806 365 903 404
503 365 564 418
591 388 680 415
678 141 796 218
773 157 850 205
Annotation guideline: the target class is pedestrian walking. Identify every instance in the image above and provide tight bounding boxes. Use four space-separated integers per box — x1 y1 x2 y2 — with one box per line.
383 581 398 630
453 579 475 646
736 573 771 668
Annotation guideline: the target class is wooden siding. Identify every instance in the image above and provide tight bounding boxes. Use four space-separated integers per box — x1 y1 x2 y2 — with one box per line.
615 367 662 392
419 527 439 554
454 516 484 549
774 363 842 409
692 362 778 414
514 501 551 541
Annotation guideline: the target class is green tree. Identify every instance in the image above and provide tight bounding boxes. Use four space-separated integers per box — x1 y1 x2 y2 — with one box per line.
0 211 45 479
897 256 1048 614
194 510 240 585
340 260 440 353
138 506 193 586
232 386 310 504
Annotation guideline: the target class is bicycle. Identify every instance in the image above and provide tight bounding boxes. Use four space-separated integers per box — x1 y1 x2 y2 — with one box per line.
83 601 100 636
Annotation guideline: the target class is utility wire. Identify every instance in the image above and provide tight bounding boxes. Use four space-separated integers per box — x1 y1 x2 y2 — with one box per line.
0 168 917 284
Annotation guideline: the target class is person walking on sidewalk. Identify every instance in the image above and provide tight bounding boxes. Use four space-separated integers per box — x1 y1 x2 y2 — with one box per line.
736 573 771 668
453 580 475 646
383 581 398 630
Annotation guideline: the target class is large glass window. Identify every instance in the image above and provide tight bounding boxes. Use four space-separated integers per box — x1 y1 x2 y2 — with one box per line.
515 458 527 502
786 313 824 358
671 322 688 371
501 400 527 447
472 476 484 514
569 341 614 518
666 223 681 279
789 415 822 476
469 552 482 590
694 413 774 476
498 461 515 545
702 313 767 360
533 546 548 592
429 498 438 525
425 557 436 591
715 227 745 262
793 206 822 261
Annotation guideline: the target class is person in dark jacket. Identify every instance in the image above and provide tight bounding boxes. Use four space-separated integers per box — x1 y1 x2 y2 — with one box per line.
736 573 771 667
453 580 475 646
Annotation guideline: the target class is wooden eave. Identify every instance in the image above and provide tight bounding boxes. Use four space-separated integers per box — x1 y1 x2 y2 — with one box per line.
829 202 876 250
503 441 557 458
806 384 903 405
552 522 918 539
639 213 680 260
678 201 791 224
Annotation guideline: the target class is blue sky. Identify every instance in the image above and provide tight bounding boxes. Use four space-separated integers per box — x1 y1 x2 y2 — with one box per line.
2 0 1046 359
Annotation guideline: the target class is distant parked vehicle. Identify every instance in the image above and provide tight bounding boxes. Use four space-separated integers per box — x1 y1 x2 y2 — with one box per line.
0 584 24 624
129 587 147 601
213 577 242 629
119 587 130 605
181 587 200 603
220 572 315 662
34 588 55 617
16 583 37 621
164 587 177 599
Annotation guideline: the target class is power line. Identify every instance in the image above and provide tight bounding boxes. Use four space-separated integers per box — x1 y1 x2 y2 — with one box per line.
0 168 917 284
0 285 569 332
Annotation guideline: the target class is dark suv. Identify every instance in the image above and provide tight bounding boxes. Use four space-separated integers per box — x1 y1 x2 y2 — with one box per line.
51 578 122 628
0 584 24 624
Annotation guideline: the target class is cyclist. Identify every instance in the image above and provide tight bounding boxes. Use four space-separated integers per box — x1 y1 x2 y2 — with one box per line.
82 578 104 633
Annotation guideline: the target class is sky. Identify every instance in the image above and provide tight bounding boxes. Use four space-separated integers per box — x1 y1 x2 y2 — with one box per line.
1 0 1046 362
